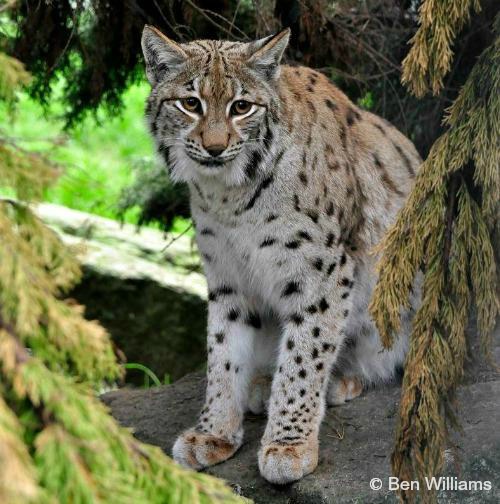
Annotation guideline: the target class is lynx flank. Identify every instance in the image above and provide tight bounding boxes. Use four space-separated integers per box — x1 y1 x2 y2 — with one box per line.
141 26 421 484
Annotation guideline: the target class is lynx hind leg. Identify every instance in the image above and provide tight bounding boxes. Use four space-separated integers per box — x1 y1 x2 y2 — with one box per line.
327 317 411 406
327 376 363 406
248 374 272 415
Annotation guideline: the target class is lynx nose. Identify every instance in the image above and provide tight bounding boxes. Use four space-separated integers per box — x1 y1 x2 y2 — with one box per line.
205 145 226 157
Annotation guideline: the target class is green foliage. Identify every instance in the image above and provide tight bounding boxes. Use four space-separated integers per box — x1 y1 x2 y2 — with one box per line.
118 158 190 231
0 82 154 223
370 8 499 503
123 363 169 388
0 53 245 504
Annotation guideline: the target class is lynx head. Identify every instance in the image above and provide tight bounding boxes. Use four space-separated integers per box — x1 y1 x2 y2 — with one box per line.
141 26 290 185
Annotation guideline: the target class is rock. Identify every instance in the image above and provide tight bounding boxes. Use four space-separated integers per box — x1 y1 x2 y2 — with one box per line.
102 327 500 503
36 203 208 382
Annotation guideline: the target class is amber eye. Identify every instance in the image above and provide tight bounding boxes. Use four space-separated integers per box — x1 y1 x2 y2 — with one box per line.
181 97 202 113
231 100 252 116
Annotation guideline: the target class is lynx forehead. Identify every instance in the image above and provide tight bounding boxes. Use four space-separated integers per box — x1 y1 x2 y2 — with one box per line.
142 25 421 484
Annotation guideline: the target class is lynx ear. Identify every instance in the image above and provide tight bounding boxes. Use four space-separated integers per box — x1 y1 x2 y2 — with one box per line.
141 25 188 85
247 28 290 79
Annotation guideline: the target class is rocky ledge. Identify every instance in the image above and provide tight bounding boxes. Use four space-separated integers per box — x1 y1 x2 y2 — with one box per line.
102 327 500 503
36 203 208 382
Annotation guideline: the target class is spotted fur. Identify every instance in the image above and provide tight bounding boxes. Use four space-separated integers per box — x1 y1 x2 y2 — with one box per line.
141 25 422 484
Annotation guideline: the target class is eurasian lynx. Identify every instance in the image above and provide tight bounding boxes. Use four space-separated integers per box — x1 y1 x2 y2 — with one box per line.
141 25 421 484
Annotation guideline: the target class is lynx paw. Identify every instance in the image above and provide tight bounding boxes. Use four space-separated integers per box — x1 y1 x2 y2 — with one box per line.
327 376 363 405
172 429 242 469
258 439 318 484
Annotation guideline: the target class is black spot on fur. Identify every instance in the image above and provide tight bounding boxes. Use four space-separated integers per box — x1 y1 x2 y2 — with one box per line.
325 98 337 111
319 298 330 312
285 240 301 249
316 362 324 371
346 107 362 126
260 237 277 248
287 339 295 350
297 231 312 241
306 210 319 224
215 332 225 344
298 172 308 186
373 153 383 169
326 201 334 216
266 214 278 222
298 369 307 379
227 308 240 321
208 285 235 302
300 389 306 396
246 312 262 329
312 348 319 359
325 233 335 247
306 305 317 314
340 253 347 266
312 327 320 338
293 194 301 211
225 361 231 371
282 281 301 297
290 313 304 325
313 258 323 271
339 125 347 150
200 228 215 236
326 262 336 275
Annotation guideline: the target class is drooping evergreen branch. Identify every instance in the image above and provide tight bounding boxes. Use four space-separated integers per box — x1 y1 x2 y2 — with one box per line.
402 0 481 97
370 11 499 504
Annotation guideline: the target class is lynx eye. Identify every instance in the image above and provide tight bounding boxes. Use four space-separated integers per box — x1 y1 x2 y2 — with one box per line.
180 97 202 113
231 100 252 116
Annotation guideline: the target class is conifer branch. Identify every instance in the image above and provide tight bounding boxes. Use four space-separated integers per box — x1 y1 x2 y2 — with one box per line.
370 10 499 504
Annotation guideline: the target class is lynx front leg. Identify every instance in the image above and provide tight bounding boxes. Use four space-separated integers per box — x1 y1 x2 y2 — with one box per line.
173 287 257 469
258 260 355 484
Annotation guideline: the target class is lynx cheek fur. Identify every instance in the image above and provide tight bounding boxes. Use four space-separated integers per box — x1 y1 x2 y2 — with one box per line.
141 25 421 484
